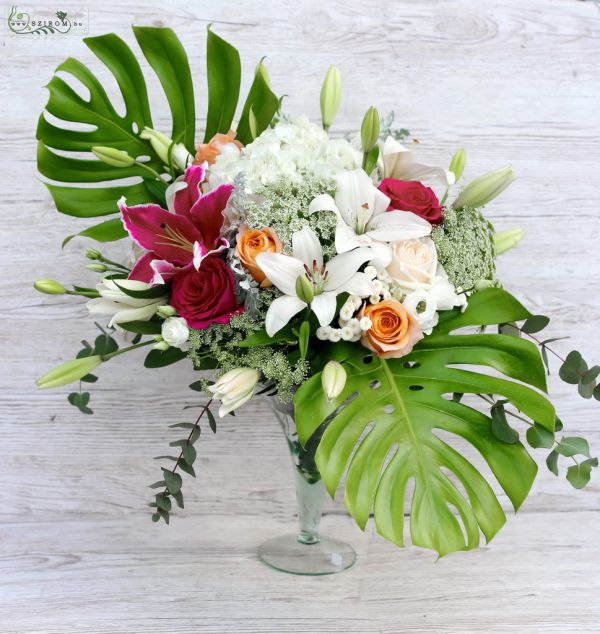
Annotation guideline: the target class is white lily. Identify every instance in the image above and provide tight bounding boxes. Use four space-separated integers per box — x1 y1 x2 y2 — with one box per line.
86 279 167 327
255 227 374 336
381 136 455 188
308 168 432 269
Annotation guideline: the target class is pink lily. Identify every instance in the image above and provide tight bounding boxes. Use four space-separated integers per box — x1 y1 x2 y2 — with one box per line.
119 164 233 283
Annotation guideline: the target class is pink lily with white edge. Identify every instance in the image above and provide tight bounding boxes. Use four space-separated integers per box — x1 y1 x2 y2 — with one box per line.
119 164 233 284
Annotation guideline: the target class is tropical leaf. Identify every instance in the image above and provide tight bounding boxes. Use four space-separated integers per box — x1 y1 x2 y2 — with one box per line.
36 27 195 238
295 288 555 557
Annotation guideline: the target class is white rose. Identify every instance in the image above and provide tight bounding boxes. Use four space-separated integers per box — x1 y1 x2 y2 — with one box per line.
387 238 437 289
161 317 190 350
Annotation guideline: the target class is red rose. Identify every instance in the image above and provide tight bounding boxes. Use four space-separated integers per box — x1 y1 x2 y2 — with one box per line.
378 178 444 225
170 256 243 329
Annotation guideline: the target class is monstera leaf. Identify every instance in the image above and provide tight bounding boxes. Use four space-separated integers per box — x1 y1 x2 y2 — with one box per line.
36 26 278 245
295 288 556 556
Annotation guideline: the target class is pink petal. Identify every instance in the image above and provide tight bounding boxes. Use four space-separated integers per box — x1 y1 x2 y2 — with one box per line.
150 259 192 284
192 238 230 270
189 183 233 250
128 252 156 283
173 164 206 218
119 197 202 267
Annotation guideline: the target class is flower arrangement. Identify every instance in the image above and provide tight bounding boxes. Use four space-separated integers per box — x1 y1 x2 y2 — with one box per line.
35 26 598 558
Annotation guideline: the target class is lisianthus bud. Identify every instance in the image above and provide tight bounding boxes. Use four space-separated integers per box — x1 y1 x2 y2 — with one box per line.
152 340 170 351
208 368 261 417
320 65 342 130
86 248 102 260
361 106 380 153
34 279 66 295
494 228 525 255
449 148 467 181
295 274 315 304
453 165 516 209
36 355 103 389
140 127 192 171
321 360 347 401
157 305 177 319
91 146 135 167
86 263 107 273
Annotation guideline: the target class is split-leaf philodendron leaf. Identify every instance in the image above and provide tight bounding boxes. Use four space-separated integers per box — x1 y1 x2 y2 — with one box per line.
295 288 555 557
36 26 278 246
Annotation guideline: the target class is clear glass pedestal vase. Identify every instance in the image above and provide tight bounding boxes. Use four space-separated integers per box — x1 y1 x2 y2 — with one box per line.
258 398 356 576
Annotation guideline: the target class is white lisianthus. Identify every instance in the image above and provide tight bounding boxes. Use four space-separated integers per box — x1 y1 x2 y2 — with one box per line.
161 317 190 350
86 279 167 327
207 115 361 192
387 238 438 288
209 368 261 417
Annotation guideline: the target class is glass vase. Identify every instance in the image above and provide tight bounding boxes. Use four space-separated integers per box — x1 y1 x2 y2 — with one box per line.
258 397 356 575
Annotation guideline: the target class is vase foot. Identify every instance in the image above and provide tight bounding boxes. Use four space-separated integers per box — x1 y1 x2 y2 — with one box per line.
258 533 356 575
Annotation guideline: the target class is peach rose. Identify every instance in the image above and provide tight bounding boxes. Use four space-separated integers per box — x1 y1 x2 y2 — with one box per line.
194 129 243 165
360 299 423 359
236 227 282 287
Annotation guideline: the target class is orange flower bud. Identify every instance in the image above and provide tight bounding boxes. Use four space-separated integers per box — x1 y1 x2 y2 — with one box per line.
194 129 243 166
360 299 423 359
236 227 282 287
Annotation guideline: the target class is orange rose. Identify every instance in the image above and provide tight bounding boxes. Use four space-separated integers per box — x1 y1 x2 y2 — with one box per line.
236 227 282 287
360 299 423 359
194 129 243 166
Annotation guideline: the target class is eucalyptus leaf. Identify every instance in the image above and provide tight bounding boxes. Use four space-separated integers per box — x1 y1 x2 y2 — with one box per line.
162 469 182 495
490 402 520 444
566 458 598 489
177 460 196 478
206 408 217 434
555 437 590 458
526 424 554 449
546 450 559 476
521 315 550 334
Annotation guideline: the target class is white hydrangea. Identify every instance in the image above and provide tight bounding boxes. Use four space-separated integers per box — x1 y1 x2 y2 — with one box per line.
207 115 361 192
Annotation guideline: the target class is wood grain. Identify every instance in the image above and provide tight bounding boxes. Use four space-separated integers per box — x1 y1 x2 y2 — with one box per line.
1 0 600 631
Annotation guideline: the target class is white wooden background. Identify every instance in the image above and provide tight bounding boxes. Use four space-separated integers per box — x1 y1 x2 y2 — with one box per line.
2 0 600 632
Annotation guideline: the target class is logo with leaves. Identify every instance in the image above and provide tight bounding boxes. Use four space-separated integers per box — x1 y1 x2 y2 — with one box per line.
7 6 74 35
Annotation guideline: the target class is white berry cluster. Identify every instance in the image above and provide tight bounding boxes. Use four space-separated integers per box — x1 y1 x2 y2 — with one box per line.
316 294 372 343
364 266 393 305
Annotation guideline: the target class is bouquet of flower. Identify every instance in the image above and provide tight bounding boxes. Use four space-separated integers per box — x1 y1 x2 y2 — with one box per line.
35 26 598 558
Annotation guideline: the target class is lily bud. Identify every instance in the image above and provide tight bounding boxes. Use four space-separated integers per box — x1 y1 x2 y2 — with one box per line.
140 127 192 171
91 146 135 168
320 65 342 130
361 106 380 153
34 279 66 295
453 165 516 209
157 305 177 319
86 263 107 273
36 355 103 389
321 360 347 401
449 148 467 181
295 274 315 304
495 228 525 255
86 248 102 260
208 368 260 417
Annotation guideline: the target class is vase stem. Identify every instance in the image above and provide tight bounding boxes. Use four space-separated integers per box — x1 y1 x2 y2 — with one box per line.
294 470 325 545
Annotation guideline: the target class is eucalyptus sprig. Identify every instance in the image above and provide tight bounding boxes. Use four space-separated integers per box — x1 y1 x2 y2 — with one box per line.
149 398 217 524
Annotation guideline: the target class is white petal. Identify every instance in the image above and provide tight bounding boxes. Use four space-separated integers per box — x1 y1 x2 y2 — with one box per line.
255 252 305 296
366 210 432 242
108 302 163 327
333 169 376 228
324 247 374 290
165 178 188 213
310 291 337 327
292 226 323 269
308 193 339 216
264 295 306 336
334 222 363 255
368 241 393 269
340 272 374 297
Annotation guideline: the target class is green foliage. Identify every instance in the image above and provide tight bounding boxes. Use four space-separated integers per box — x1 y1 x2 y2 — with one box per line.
432 206 497 290
36 27 195 242
149 400 214 524
295 288 556 557
144 347 187 368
